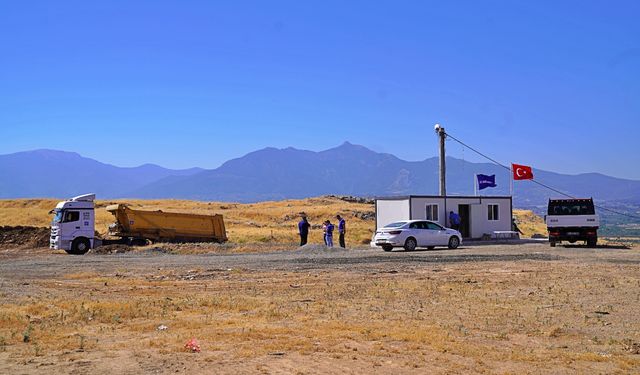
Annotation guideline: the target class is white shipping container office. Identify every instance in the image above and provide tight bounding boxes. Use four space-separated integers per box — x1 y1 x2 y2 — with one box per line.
375 195 513 239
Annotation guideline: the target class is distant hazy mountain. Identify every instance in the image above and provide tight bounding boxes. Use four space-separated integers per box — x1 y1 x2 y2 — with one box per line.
2 145 640 207
131 142 640 206
0 149 202 198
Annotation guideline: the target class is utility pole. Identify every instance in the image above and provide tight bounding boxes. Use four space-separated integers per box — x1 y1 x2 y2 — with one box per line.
435 124 446 196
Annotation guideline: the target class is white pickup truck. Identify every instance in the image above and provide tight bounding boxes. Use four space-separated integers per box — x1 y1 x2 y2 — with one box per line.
545 198 599 247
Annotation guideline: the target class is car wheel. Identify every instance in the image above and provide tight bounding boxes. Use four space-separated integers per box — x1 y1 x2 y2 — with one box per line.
404 237 417 251
586 238 597 248
382 245 393 252
427 246 435 250
447 236 460 249
550 241 556 247
68 237 90 255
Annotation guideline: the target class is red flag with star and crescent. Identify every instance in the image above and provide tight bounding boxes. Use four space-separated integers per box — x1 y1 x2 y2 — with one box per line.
512 163 533 180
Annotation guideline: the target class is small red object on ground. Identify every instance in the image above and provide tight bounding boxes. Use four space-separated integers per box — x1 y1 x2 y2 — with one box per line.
185 338 201 353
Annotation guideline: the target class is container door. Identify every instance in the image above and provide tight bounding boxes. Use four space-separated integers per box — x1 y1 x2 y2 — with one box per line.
458 204 471 238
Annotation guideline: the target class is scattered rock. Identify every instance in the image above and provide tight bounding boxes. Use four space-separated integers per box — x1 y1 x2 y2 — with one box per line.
622 339 640 354
324 195 375 204
353 211 375 221
157 325 169 331
88 244 131 255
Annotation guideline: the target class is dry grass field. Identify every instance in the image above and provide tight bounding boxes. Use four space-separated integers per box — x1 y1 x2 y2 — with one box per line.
0 244 639 374
0 196 547 247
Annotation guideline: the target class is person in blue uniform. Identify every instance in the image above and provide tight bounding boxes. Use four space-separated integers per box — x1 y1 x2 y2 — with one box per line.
449 211 461 231
336 215 346 248
325 220 334 247
298 214 311 246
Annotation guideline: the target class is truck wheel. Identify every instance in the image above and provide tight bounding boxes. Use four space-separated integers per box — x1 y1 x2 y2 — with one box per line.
69 237 90 255
382 245 393 252
587 238 597 248
404 237 417 251
448 236 460 249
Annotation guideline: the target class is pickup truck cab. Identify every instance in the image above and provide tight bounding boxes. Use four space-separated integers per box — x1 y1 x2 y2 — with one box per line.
545 198 599 247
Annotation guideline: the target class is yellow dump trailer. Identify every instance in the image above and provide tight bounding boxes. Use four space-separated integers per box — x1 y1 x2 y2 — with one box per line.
105 204 227 243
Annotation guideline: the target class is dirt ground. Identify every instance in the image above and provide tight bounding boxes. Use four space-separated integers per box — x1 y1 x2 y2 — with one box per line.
1 240 639 374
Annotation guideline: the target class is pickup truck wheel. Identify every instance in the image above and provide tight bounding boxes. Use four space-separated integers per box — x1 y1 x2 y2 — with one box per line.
403 238 417 251
69 237 90 255
382 245 393 252
587 238 597 247
448 236 460 249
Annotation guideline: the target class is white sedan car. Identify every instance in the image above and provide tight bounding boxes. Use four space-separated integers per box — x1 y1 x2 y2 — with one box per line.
374 220 462 251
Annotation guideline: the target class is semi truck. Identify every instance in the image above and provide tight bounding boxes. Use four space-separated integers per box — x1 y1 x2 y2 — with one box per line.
50 194 227 254
545 198 599 247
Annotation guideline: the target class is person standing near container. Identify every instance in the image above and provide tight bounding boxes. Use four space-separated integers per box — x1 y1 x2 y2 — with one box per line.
336 214 346 248
449 211 461 231
298 214 311 246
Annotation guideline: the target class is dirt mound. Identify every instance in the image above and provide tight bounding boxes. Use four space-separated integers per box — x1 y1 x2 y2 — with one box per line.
0 226 50 248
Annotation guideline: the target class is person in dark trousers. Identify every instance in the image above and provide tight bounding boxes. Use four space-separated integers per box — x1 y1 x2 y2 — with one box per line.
325 220 334 247
298 214 311 246
449 211 461 231
336 214 346 248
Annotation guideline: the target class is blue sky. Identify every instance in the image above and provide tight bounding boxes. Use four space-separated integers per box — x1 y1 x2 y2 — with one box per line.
1 1 639 179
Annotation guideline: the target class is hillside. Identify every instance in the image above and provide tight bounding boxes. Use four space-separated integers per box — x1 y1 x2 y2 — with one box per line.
134 143 640 206
2 145 640 208
0 149 202 198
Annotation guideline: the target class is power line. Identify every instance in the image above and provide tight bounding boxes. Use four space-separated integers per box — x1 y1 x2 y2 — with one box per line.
443 130 640 221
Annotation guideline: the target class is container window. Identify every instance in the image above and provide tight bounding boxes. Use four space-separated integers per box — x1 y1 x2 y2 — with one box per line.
426 204 439 221
488 204 499 221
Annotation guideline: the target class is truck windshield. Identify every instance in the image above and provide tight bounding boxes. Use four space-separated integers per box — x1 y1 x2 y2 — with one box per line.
548 200 595 215
52 209 63 223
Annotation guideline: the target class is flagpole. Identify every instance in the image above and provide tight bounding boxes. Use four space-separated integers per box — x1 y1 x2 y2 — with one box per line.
474 174 477 196
510 166 514 197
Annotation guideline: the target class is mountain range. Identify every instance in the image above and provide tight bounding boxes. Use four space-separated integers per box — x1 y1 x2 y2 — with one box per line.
2 143 640 207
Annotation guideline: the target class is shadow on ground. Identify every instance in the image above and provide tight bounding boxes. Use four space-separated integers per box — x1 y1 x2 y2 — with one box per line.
562 244 631 250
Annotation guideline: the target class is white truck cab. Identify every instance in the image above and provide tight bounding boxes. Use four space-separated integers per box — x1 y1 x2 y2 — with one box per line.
545 198 599 247
50 193 96 254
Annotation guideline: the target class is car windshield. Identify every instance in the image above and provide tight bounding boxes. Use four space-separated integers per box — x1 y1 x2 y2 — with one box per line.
427 222 444 230
52 209 63 223
384 221 407 228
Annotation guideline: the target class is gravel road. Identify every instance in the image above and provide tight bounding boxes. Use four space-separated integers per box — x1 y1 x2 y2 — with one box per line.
1 242 636 281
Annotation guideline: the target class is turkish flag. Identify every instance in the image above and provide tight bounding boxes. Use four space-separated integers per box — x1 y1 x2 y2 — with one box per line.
512 163 534 180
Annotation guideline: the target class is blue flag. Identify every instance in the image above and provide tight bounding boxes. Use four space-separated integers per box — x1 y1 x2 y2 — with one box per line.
477 174 497 190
